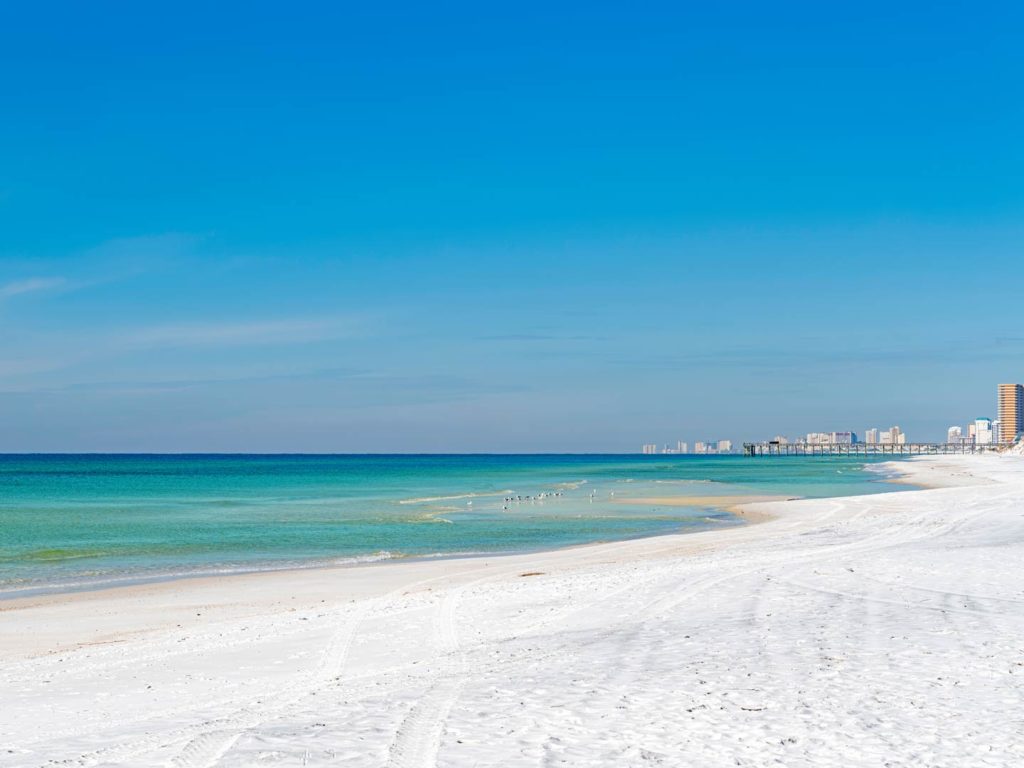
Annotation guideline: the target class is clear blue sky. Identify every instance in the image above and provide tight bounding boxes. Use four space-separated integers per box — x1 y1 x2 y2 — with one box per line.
1 2 1022 451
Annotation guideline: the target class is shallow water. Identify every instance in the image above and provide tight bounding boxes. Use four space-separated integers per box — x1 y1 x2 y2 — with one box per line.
0 454 909 596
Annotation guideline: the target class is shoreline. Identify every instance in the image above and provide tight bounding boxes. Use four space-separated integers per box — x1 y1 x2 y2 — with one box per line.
2 458 933 658
3 453 1021 766
0 465 913 610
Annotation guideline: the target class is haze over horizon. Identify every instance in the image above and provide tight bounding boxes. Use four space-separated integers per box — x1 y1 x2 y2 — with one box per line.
2 2 1022 452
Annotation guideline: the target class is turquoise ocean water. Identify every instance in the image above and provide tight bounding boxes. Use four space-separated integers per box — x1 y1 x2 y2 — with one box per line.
0 454 909 597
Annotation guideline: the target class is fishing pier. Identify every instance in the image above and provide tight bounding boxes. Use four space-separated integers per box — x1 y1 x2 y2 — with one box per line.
743 441 1010 457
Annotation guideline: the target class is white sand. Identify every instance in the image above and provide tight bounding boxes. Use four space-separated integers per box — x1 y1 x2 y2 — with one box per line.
3 454 1024 767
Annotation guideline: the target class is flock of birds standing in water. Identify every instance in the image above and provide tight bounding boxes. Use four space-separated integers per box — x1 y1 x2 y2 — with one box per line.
461 488 617 512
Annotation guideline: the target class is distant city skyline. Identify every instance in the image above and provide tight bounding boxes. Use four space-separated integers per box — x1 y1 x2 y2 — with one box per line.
736 383 1024 452
1 4 1023 452
642 440 732 455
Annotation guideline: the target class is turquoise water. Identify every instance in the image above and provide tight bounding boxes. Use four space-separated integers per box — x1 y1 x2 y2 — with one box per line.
0 454 908 597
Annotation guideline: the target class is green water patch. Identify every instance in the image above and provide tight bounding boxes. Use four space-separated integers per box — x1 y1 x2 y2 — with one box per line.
14 548 110 563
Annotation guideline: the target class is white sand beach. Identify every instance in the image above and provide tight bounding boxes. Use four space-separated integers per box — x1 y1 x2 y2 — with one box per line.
2 454 1023 767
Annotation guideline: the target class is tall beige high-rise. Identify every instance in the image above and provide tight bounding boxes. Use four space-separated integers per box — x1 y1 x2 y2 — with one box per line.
997 383 1023 442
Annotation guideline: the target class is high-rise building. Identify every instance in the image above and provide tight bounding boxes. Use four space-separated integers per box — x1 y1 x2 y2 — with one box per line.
694 441 707 454
864 428 878 444
876 427 905 445
676 441 688 454
975 418 994 446
998 383 1023 443
947 425 962 444
642 444 658 455
717 439 732 453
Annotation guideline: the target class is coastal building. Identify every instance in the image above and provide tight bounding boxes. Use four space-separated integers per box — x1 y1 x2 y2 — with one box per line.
677 441 688 454
692 440 729 454
642 444 658 455
877 427 905 446
804 431 856 445
947 425 963 444
864 428 878 444
974 418 994 446
998 383 1023 442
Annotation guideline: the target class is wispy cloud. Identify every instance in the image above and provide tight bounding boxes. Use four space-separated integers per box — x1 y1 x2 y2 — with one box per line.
0 313 371 390
121 317 362 349
0 233 202 305
79 232 203 269
477 333 609 342
0 357 73 378
49 366 365 394
587 339 1024 372
0 277 67 300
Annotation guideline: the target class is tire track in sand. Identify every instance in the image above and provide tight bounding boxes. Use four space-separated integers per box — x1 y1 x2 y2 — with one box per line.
50 566 491 768
384 576 474 768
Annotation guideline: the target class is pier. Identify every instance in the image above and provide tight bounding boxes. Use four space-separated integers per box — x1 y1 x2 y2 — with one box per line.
743 441 1010 457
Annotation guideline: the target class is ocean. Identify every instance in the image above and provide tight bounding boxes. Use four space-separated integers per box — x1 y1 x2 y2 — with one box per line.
0 454 910 597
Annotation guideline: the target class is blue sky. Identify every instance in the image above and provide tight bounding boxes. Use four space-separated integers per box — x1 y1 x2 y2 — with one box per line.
1 2 1022 451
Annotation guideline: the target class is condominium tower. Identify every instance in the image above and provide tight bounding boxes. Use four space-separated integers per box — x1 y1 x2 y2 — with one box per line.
998 383 1023 443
